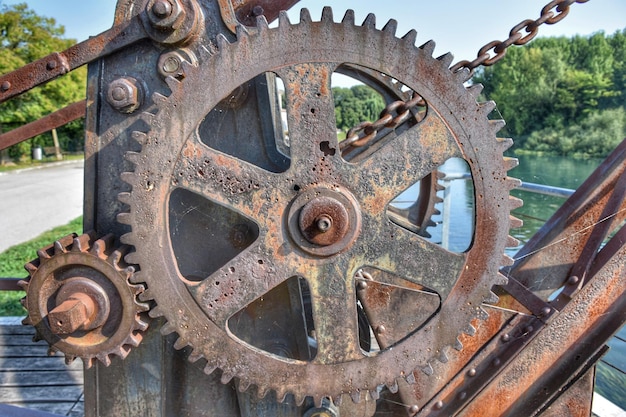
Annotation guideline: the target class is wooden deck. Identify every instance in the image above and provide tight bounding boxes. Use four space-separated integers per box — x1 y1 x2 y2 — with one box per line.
0 317 83 417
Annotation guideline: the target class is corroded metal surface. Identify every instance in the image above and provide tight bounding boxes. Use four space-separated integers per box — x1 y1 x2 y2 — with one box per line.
118 9 518 405
20 232 149 367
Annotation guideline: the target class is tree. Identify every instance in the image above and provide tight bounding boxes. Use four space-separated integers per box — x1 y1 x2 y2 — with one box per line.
332 85 385 133
0 3 86 160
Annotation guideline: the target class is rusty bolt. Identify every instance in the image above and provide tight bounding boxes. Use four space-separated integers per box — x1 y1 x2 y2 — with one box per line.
316 215 333 233
501 333 511 343
467 368 477 377
46 60 58 71
146 0 185 30
251 5 264 17
408 405 420 415
1 81 10 92
48 293 95 335
567 275 580 286
107 77 142 113
434 400 444 410
157 49 196 80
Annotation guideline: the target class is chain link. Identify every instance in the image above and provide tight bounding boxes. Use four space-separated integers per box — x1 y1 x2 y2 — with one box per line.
341 0 589 151
451 0 590 75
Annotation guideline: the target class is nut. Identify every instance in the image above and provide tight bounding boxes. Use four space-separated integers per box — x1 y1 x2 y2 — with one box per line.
146 0 185 30
106 77 142 113
157 49 197 80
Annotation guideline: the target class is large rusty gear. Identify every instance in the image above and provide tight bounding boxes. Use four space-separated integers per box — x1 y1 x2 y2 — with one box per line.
118 9 521 405
20 232 149 367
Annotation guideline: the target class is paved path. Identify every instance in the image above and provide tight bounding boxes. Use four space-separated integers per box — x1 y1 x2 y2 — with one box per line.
0 161 84 253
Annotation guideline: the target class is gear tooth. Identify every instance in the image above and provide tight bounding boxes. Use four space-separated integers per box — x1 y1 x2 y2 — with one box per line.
83 357 95 369
21 315 31 325
117 212 133 226
160 320 176 334
17 279 30 290
73 233 91 252
370 388 380 400
455 67 471 83
509 196 523 211
125 151 142 166
479 100 497 116
419 40 436 56
136 317 150 331
215 33 230 51
507 178 522 191
387 380 399 393
131 131 148 145
237 378 251 393
489 119 506 134
203 363 217 376
126 333 142 348
235 24 249 40
125 252 141 265
436 53 454 68
464 323 476 336
438 350 449 363
503 156 519 171
173 336 188 350
98 353 112 367
63 353 75 363
454 338 464 351
139 287 153 303
421 363 434 376
152 92 168 105
402 29 417 45
255 15 269 32
350 390 362 404
24 261 38 274
119 232 134 245
477 307 489 321
468 83 484 97
275 387 288 403
299 8 312 23
484 291 500 305
220 371 234 384
37 248 51 260
278 10 291 27
497 137 514 153
382 19 398 36
149 304 165 319
53 240 66 255
341 9 355 24
115 346 131 360
362 13 376 28
294 392 306 406
257 385 269 399
120 171 138 187
320 6 333 23
165 75 182 92
507 235 520 248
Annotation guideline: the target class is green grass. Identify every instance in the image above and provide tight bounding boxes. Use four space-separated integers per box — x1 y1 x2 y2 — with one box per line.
0 216 83 316
0 153 84 173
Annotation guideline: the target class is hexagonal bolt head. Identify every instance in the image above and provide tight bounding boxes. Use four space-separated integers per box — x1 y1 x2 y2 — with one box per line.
106 77 142 113
146 0 185 30
48 293 95 335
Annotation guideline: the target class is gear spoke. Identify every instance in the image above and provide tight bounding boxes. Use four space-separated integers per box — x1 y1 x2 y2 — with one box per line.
351 114 460 212
363 220 466 299
174 137 285 220
276 63 342 177
189 243 287 327
302 260 363 364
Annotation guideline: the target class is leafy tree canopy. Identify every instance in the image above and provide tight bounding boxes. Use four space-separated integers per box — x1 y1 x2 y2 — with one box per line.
474 29 626 157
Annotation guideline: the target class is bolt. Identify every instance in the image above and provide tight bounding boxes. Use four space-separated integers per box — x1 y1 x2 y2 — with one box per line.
459 391 467 400
1 81 10 92
408 405 420 415
493 358 502 367
540 306 552 316
376 325 386 335
157 49 196 80
316 215 333 233
48 293 95 335
434 400 444 410
46 60 58 71
467 368 477 377
147 0 184 29
501 333 511 343
357 280 368 290
152 0 172 17
252 5 264 17
106 77 142 113
567 275 580 285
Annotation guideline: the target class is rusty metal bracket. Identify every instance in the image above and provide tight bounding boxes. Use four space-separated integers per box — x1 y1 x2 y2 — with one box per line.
499 276 555 322
0 100 86 151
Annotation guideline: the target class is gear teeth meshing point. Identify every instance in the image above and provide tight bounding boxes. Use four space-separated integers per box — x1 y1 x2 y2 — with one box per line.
320 6 333 22
152 92 168 105
342 9 355 25
484 291 500 305
131 131 148 145
298 8 312 24
362 13 376 28
436 52 454 68
160 321 177 336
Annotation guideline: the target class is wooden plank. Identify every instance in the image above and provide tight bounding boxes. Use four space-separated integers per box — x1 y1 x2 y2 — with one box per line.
0 345 63 357
0 385 82 403
0 370 83 387
0 356 83 372
0 402 76 416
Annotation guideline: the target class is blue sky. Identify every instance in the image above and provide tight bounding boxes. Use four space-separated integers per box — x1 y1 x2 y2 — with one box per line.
2 0 625 66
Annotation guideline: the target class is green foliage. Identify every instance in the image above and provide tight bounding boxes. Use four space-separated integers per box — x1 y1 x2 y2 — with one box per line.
0 3 86 160
474 29 626 156
333 85 385 133
0 216 82 316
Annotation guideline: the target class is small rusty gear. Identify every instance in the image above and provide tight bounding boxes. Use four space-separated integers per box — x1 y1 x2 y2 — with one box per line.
119 9 521 405
20 231 149 367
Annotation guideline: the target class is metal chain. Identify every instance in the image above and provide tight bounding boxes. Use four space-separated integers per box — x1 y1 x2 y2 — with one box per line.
341 0 590 152
451 0 590 74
